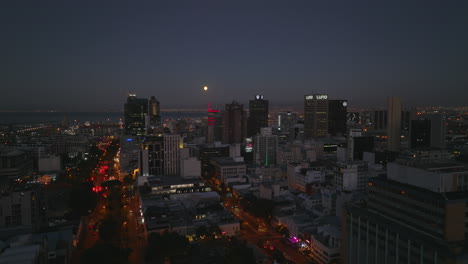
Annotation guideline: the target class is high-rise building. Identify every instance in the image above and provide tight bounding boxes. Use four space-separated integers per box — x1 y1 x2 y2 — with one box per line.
163 134 182 176
124 94 148 136
148 96 161 128
420 114 446 149
211 113 223 142
401 110 410 131
409 119 431 149
248 95 269 137
278 111 298 135
328 99 348 137
206 104 220 144
344 173 468 263
197 143 230 179
140 135 164 176
222 101 247 144
304 94 329 139
373 110 387 130
387 96 401 152
253 127 278 166
348 130 374 161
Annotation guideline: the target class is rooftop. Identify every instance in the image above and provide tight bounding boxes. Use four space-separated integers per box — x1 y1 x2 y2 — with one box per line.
0 149 24 157
146 175 204 187
416 162 468 172
370 177 468 201
211 157 245 166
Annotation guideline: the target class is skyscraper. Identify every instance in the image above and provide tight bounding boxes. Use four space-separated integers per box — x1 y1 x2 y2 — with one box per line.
148 96 161 128
206 103 220 144
198 143 230 179
124 94 148 136
410 114 446 149
348 129 375 161
409 119 431 149
253 127 278 166
140 135 164 176
278 111 298 135
304 94 329 139
163 134 182 176
222 101 247 144
373 110 387 130
401 110 411 131
248 95 269 137
387 96 401 152
328 99 348 137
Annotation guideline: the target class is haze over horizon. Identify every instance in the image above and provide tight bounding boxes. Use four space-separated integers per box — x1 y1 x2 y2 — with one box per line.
2 0 467 112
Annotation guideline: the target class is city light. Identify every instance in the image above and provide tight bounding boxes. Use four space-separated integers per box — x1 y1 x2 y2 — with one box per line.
1 4 466 263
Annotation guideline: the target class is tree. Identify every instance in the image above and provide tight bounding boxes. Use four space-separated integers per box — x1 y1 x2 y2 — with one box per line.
102 179 122 188
68 183 97 219
276 225 289 237
99 218 119 242
240 194 256 211
208 225 222 237
140 182 151 195
272 249 286 264
241 197 274 220
195 226 209 238
195 225 222 239
146 231 190 262
224 237 256 264
123 175 134 186
81 243 130 264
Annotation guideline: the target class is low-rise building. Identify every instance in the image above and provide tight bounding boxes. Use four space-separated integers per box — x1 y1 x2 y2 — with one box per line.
142 194 240 238
333 161 369 192
258 181 289 200
180 157 201 179
0 149 34 184
210 157 246 185
141 175 211 197
310 224 341 264
0 185 47 231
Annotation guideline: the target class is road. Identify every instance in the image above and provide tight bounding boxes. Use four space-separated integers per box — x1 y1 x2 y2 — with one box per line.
73 139 146 264
122 187 147 264
223 199 314 264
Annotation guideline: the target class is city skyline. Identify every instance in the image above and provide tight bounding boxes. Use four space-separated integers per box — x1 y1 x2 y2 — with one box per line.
1 1 468 111
1 2 468 263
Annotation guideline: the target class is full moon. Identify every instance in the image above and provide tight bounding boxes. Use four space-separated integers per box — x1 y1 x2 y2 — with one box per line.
203 86 208 91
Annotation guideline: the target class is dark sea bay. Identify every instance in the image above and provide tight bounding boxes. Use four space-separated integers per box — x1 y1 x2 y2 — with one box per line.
0 112 205 125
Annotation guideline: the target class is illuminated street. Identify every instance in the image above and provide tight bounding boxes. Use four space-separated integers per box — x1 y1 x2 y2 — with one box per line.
223 197 316 264
73 139 145 264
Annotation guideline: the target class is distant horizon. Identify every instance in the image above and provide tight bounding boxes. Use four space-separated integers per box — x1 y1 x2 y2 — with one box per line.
0 100 467 114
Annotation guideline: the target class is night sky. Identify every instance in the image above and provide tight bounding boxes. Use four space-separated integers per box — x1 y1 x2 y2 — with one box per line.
1 0 467 111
